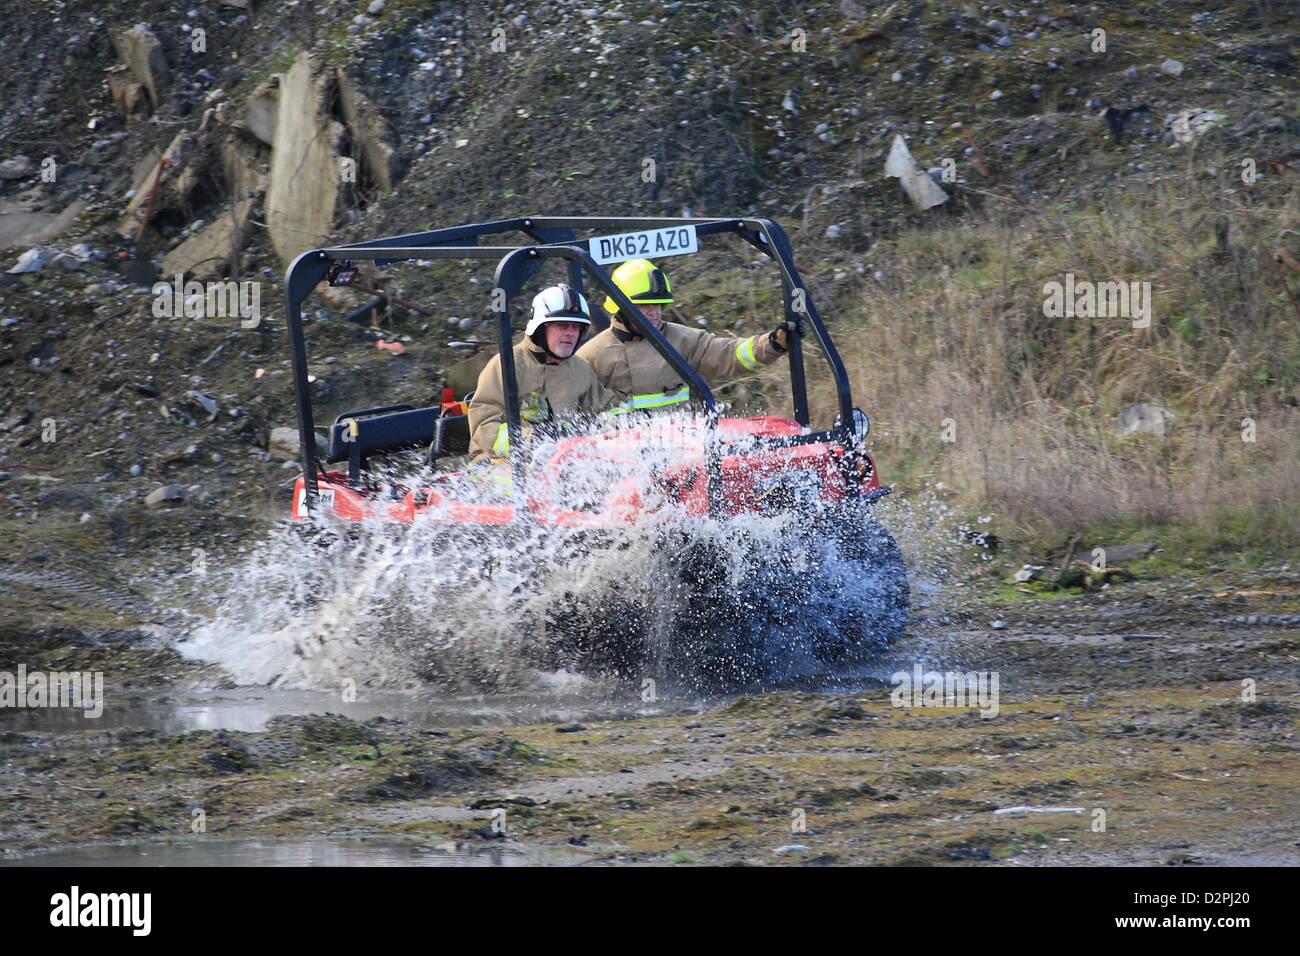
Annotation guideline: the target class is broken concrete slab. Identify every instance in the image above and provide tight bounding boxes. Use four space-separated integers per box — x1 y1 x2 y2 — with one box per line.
266 52 344 267
160 196 254 279
112 24 170 110
244 80 280 147
0 198 88 252
336 68 396 192
222 133 268 200
106 65 151 121
117 132 197 238
1099 542 1156 564
144 485 186 508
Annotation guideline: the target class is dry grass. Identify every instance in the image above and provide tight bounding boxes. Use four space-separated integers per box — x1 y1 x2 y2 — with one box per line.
748 161 1300 555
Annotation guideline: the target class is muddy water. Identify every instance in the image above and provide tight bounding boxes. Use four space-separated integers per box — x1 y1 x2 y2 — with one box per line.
0 838 588 867
0 666 913 734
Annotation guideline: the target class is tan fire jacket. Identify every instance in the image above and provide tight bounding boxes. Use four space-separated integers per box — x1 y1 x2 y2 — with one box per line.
468 339 616 461
576 316 786 414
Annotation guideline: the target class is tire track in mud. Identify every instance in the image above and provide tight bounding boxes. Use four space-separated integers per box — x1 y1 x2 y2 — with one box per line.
0 566 151 615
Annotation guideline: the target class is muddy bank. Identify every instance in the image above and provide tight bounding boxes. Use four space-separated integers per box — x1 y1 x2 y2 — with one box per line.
2 568 1297 866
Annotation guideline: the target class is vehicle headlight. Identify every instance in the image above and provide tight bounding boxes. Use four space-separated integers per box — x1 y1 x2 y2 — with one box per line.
851 407 870 443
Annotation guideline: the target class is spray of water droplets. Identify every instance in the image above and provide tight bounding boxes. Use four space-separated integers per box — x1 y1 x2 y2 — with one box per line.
171 417 987 696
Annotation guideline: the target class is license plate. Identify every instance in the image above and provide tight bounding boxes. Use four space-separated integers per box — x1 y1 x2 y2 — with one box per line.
296 486 335 516
588 225 698 265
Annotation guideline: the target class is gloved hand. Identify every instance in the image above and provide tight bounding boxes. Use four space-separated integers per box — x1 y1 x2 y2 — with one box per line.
770 321 790 352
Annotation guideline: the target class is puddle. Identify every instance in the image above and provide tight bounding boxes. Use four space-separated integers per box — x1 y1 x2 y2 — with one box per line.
0 837 588 867
0 685 683 734
0 667 915 735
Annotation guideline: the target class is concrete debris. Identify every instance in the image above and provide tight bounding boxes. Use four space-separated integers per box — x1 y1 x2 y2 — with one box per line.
244 81 280 147
1117 403 1174 437
1164 108 1225 146
144 485 186 508
266 52 344 266
111 25 170 111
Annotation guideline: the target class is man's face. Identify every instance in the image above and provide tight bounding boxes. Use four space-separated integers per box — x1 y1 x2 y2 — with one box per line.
544 320 583 358
637 303 663 329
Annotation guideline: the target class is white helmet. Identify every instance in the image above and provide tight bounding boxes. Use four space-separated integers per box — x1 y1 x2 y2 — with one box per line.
526 284 592 338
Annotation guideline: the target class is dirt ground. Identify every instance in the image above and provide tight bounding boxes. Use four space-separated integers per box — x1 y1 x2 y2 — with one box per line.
2 565 1296 866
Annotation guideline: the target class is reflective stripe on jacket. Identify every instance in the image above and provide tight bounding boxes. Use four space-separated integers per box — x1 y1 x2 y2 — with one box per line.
467 339 616 461
577 318 785 411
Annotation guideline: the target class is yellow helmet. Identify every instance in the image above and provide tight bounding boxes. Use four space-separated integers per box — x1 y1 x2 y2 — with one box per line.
602 258 673 315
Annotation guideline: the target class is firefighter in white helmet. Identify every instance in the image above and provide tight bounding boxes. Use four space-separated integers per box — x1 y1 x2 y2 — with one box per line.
467 284 617 462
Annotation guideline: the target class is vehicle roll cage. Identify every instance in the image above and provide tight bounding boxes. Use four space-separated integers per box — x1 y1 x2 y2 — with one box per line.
284 217 857 511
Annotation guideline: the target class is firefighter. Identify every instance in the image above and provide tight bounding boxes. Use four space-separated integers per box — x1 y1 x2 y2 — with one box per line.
577 258 789 416
467 284 616 462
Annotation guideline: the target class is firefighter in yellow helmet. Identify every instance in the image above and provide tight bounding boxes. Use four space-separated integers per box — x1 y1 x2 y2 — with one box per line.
577 258 789 416
467 284 616 462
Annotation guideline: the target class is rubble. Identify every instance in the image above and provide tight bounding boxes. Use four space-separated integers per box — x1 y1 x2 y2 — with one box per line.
110 24 170 111
265 52 344 266
144 485 186 508
1164 108 1226 146
1117 403 1174 437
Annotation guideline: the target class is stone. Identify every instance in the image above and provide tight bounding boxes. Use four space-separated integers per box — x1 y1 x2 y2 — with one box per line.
265 53 345 266
1117 403 1174 436
1100 542 1155 564
144 485 186 508
1164 108 1226 146
106 67 150 120
0 199 88 252
0 156 35 180
160 196 255 280
116 132 198 238
244 82 280 147
112 25 170 110
6 247 52 273
1160 58 1184 77
268 426 301 461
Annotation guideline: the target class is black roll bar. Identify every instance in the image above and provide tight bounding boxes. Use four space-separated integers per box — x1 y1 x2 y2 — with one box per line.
283 216 858 511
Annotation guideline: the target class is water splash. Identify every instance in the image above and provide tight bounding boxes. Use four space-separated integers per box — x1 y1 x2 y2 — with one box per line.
172 422 983 695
